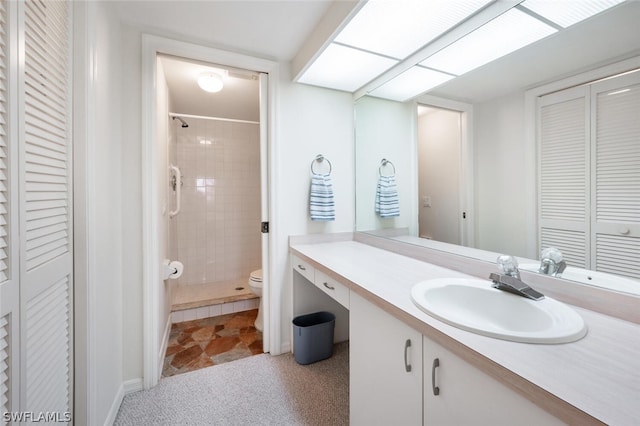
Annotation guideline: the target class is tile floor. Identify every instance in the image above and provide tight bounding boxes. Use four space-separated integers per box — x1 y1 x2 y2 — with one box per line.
162 309 263 378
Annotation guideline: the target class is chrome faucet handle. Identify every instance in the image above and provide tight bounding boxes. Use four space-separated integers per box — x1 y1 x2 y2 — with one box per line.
541 247 563 263
539 247 567 276
496 255 520 279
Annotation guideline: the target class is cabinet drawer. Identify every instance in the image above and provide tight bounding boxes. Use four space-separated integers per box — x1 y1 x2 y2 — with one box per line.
292 255 315 282
315 269 350 309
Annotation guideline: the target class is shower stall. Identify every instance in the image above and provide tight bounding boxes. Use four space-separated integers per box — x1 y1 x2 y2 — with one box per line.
168 114 262 320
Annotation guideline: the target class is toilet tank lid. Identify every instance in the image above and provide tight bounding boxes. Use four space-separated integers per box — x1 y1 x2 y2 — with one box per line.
250 269 262 281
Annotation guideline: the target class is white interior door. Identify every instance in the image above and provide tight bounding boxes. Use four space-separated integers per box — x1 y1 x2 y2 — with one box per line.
18 0 73 416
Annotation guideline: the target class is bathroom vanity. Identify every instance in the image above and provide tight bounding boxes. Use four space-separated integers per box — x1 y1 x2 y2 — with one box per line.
289 234 640 425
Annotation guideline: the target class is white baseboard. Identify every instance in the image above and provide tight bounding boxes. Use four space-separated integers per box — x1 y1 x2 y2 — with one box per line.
104 383 125 426
123 378 144 394
103 379 143 426
280 342 291 355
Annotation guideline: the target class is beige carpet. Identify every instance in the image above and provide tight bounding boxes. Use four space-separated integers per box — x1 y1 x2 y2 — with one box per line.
115 342 349 425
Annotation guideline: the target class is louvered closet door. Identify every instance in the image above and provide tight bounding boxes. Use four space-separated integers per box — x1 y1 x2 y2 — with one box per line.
0 1 19 423
18 0 72 416
591 72 640 280
538 86 590 268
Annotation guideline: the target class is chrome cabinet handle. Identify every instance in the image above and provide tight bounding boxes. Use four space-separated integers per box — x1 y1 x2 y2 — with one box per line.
404 339 412 372
432 358 440 396
323 282 335 290
297 264 306 271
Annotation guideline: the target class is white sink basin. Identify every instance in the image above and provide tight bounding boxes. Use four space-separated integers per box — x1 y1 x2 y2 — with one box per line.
411 278 587 344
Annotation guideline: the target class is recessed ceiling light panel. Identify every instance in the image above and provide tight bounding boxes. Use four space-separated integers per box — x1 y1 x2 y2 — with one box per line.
368 66 455 102
520 0 626 28
334 0 493 59
420 8 557 76
298 43 398 92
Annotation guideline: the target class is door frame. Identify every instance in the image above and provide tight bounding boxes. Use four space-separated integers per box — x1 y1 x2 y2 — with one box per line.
141 34 278 388
414 95 474 247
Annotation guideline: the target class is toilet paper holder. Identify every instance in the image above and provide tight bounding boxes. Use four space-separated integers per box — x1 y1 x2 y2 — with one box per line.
162 259 184 280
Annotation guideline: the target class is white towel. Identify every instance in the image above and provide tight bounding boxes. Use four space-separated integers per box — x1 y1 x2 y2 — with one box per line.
309 173 335 221
375 174 400 218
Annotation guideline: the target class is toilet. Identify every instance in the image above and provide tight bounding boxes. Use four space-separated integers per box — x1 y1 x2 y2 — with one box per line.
248 269 263 331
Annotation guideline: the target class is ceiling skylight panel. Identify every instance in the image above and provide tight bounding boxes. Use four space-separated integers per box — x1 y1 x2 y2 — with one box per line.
334 0 493 59
420 8 557 76
368 66 455 102
297 43 398 92
520 0 626 28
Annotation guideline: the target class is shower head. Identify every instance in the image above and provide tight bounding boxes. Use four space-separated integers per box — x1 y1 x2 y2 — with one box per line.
172 116 189 128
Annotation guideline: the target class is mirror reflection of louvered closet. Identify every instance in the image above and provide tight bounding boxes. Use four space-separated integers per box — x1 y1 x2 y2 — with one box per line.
538 70 640 280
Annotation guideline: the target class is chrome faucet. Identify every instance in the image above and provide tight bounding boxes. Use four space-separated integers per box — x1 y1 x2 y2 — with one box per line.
538 247 566 277
490 255 545 301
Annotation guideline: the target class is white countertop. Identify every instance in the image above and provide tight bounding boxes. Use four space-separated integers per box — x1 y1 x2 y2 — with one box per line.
290 240 640 425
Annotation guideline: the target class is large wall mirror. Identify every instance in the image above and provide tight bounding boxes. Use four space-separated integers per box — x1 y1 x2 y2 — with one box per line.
355 1 640 296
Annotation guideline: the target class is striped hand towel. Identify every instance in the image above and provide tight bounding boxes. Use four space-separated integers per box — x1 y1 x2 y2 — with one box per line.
309 173 335 221
375 174 400 218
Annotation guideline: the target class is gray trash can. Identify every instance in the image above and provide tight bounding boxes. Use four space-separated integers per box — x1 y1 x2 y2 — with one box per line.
292 311 335 365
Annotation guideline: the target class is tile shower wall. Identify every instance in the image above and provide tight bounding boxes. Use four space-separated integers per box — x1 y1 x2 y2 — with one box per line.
171 117 261 286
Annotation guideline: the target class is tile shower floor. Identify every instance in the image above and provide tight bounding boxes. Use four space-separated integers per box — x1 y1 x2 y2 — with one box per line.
162 309 263 377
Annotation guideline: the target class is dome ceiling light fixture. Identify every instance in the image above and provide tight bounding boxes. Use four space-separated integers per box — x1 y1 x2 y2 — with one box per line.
197 71 225 93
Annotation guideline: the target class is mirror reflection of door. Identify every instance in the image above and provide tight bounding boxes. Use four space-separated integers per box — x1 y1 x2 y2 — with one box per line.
417 105 462 244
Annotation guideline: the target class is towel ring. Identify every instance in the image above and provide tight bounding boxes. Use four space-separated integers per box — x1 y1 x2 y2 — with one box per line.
379 158 396 176
311 154 332 175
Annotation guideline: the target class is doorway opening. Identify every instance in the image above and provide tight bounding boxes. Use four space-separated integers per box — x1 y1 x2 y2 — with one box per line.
159 55 267 375
142 35 278 388
415 99 473 247
417 105 462 244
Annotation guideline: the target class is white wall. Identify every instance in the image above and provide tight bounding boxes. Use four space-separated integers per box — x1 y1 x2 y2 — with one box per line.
474 91 532 258
81 2 125 423
275 68 355 352
120 26 144 384
155 59 173 374
354 96 416 235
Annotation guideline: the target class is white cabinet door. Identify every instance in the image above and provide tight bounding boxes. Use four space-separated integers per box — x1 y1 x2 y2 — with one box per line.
350 291 422 426
423 336 564 425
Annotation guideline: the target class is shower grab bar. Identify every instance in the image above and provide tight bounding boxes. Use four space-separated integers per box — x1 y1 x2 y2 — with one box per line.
169 164 182 218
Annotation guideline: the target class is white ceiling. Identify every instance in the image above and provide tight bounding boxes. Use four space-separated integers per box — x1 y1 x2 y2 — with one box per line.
159 55 260 122
111 0 640 106
428 0 640 103
109 0 334 62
